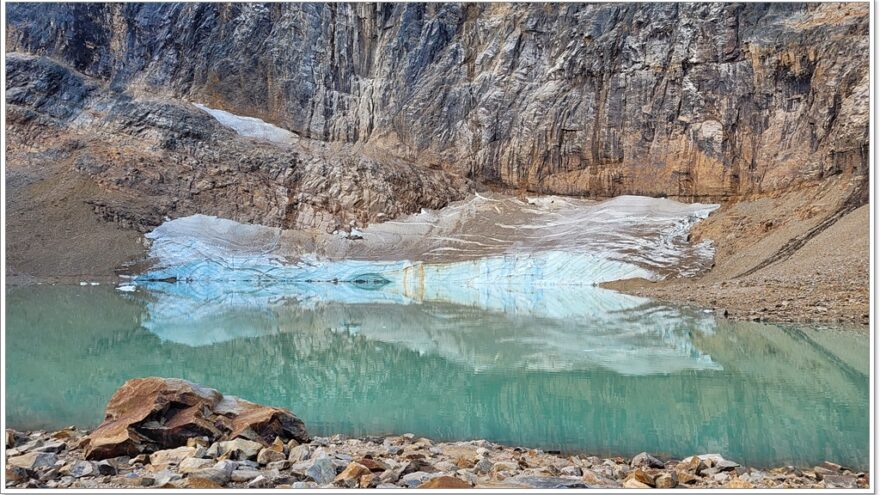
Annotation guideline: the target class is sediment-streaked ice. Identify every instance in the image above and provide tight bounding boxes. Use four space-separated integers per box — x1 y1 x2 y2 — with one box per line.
193 103 298 145
138 193 718 287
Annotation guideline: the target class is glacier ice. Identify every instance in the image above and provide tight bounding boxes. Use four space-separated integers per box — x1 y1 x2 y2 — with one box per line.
193 103 298 145
132 193 722 375
138 193 718 286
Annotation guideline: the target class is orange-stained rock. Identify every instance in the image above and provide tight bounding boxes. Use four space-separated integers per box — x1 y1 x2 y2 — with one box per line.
418 476 473 489
358 458 390 472
83 377 308 460
335 462 372 487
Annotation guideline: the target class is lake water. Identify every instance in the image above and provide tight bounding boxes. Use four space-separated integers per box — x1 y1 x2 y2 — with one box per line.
5 283 868 470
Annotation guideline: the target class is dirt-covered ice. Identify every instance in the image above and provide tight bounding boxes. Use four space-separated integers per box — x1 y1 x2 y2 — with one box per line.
139 193 718 287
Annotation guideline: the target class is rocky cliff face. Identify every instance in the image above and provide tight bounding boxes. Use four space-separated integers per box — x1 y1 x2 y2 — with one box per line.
5 3 869 234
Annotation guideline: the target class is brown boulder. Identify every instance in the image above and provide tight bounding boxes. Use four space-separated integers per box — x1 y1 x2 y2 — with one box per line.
83 377 309 460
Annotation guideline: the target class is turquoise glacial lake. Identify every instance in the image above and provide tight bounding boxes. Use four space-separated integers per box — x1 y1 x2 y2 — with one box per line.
5 283 869 470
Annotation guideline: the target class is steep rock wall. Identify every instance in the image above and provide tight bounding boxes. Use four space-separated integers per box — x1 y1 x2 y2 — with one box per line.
7 2 869 200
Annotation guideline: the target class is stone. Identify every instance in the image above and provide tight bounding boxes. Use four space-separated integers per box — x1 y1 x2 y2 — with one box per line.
655 472 678 488
631 452 665 469
474 458 493 474
725 478 755 488
627 468 656 487
187 468 231 485
115 475 155 487
149 446 196 467
95 460 117 475
33 441 66 453
82 378 308 460
491 461 519 474
60 461 95 478
417 476 473 488
506 475 590 489
230 469 262 482
560 465 582 477
152 470 183 487
6 429 16 448
824 475 858 488
359 473 378 488
246 475 271 488
267 460 290 471
257 447 286 465
288 444 311 463
7 452 57 470
306 456 337 485
358 457 390 472
207 438 263 460
6 466 34 483
335 462 372 487
178 457 213 473
678 456 707 474
401 471 435 488
178 477 222 489
212 460 240 475
623 478 652 489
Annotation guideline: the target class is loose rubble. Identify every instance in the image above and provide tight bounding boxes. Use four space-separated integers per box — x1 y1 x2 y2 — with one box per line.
5 428 869 489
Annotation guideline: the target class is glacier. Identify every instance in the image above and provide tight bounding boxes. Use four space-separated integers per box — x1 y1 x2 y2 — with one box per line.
138 193 718 287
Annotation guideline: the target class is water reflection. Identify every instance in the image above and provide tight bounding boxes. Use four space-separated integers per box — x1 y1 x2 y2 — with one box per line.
5 285 869 470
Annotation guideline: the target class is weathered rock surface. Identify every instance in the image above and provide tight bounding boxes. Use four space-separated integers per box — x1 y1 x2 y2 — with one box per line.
4 4 869 269
6 3 869 200
82 377 308 460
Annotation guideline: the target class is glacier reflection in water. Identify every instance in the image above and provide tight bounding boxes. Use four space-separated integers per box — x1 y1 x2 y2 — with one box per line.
137 281 719 375
5 285 869 470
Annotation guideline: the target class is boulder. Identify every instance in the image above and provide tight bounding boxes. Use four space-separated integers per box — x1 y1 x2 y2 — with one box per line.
623 478 652 489
82 377 309 460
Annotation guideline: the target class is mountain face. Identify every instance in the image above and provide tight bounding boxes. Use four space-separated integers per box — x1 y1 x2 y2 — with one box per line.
5 3 869 232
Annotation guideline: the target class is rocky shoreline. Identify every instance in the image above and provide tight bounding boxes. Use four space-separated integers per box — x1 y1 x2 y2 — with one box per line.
5 428 870 490
4 378 869 490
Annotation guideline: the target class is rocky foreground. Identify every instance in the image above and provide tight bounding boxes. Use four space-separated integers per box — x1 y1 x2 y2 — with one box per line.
4 378 869 490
